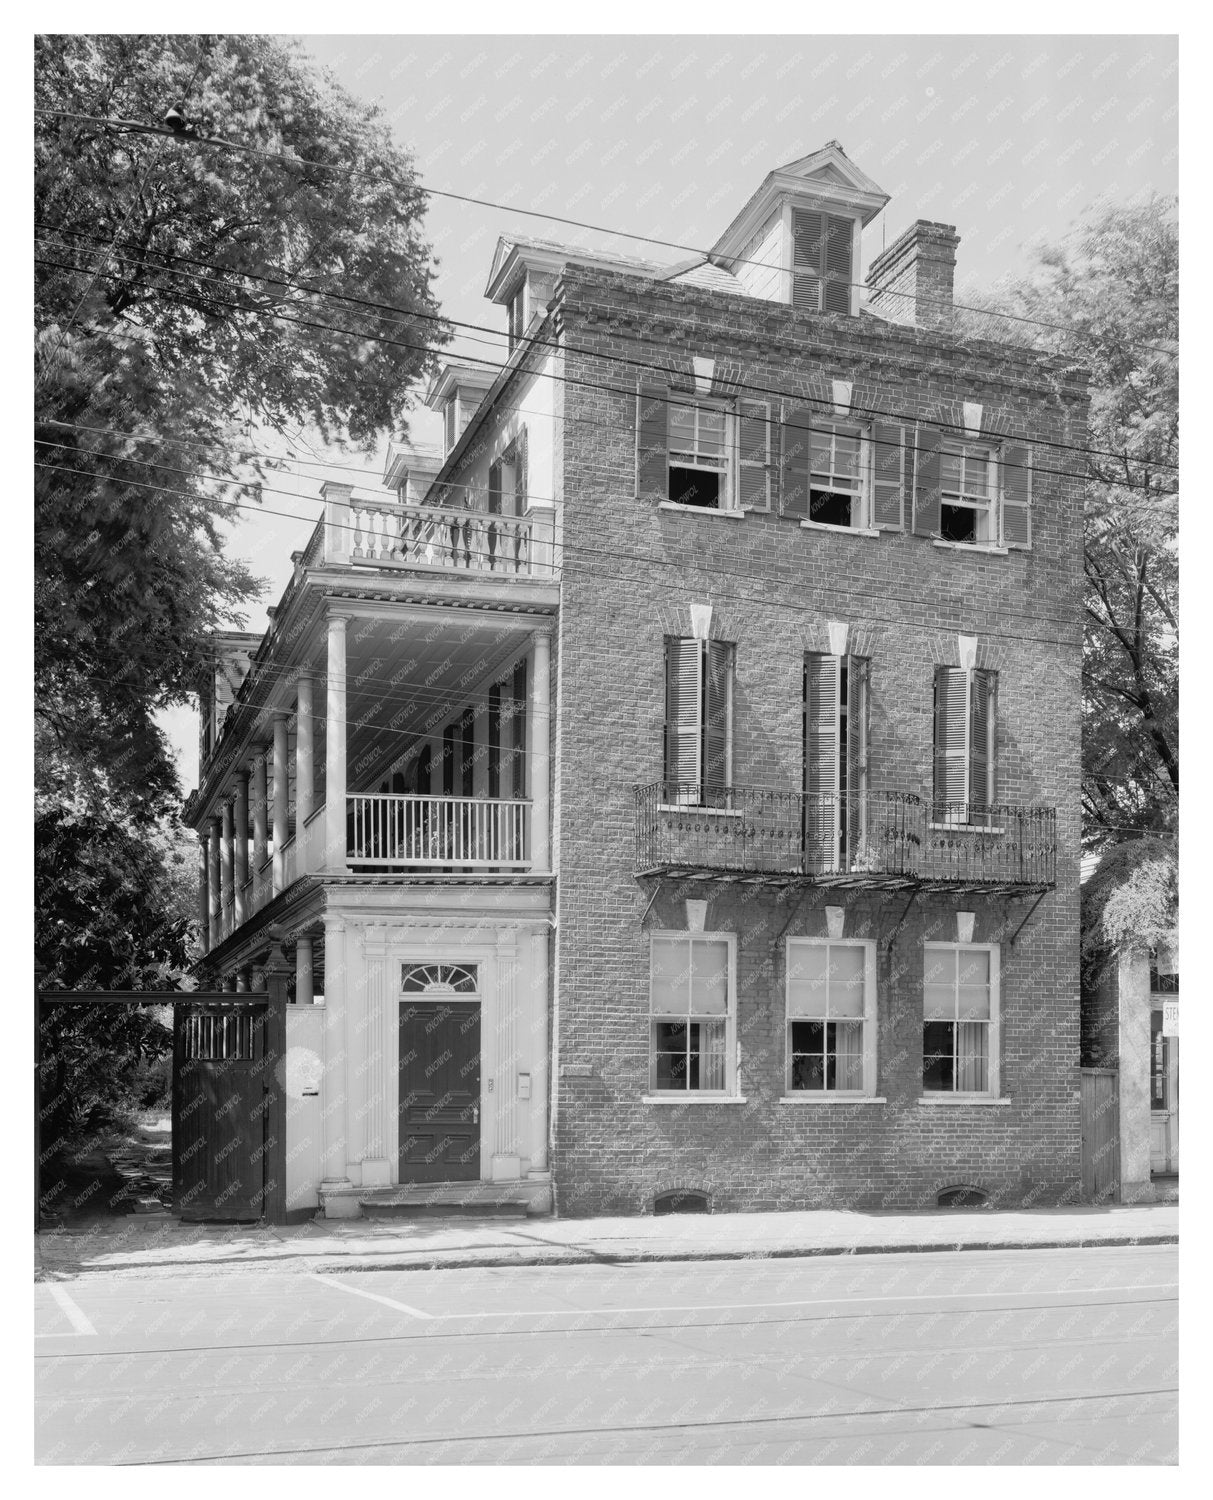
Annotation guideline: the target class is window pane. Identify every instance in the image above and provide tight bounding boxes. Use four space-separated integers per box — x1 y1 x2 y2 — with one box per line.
654 1021 688 1089
923 984 955 1020
790 1020 825 1090
651 939 688 1014
689 940 728 1016
957 1022 989 1091
829 945 865 1018
788 944 829 1017
924 948 956 989
957 949 990 988
958 985 991 1021
693 1020 727 1090
832 1021 865 1091
964 454 990 498
923 1020 955 1091
835 434 860 478
698 409 726 458
941 451 962 490
810 437 833 475
669 405 696 451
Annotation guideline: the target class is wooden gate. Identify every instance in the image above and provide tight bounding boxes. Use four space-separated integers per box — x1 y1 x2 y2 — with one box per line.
1080 1066 1120 1203
173 1000 270 1221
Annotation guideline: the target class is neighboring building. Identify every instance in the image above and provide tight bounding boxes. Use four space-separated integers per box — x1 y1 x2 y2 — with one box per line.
185 142 1090 1218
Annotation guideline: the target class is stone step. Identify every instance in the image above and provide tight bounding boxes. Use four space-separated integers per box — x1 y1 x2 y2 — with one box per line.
320 1178 552 1221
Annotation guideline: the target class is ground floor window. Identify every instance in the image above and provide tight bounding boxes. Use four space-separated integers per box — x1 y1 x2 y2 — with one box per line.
786 939 876 1093
923 943 999 1095
649 932 735 1093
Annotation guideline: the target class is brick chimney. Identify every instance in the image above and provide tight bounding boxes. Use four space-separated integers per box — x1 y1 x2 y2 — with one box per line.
866 220 960 332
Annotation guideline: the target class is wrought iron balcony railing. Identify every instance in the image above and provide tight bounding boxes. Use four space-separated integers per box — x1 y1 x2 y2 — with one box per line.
635 783 1056 889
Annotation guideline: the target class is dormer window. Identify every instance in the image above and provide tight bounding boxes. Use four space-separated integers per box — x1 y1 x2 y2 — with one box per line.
507 282 528 352
792 209 854 315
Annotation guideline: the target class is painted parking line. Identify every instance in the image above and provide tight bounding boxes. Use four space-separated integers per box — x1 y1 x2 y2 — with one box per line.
417 1281 1178 1321
307 1273 431 1319
40 1284 97 1337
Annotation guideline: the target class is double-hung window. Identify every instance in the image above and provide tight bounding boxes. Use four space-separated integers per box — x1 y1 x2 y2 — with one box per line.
809 425 864 527
940 442 996 544
933 666 997 827
664 637 734 807
649 932 736 1095
923 944 1000 1096
786 939 876 1095
668 402 729 509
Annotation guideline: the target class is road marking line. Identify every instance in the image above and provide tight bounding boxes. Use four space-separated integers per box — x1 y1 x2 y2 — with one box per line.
308 1273 432 1319
424 1282 1178 1321
44 1284 97 1337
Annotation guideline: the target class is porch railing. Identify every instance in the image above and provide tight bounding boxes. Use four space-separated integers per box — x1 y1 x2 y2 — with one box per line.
635 782 1055 887
331 495 552 578
347 793 531 870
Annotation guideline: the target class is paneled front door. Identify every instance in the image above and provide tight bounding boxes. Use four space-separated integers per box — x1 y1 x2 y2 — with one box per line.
398 1001 481 1182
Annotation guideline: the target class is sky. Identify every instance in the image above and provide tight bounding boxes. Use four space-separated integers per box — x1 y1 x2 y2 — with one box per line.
162 31 1179 788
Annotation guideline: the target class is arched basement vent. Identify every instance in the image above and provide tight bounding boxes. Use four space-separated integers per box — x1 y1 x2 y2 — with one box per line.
653 1189 710 1215
937 1185 989 1209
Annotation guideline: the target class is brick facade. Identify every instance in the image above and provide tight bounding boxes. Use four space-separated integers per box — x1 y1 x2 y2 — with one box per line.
549 265 1089 1215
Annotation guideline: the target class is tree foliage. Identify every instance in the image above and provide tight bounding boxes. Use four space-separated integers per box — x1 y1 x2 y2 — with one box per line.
36 32 449 810
958 196 1178 847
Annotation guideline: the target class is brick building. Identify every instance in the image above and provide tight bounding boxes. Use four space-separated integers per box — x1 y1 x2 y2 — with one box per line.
186 142 1089 1218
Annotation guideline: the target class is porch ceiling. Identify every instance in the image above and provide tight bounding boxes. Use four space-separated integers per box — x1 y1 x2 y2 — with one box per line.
342 614 530 790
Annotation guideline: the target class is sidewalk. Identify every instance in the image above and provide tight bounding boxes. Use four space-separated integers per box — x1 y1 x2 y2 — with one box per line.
34 1202 1178 1281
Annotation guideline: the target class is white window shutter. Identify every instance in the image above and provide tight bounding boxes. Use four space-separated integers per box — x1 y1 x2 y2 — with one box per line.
805 654 841 871
933 667 968 815
870 422 905 530
1000 443 1032 549
665 639 703 798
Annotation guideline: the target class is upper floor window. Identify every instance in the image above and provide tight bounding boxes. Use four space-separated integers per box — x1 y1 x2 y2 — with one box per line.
668 402 729 508
940 442 996 544
664 637 734 807
914 432 1033 550
808 425 864 527
933 667 997 827
507 283 528 352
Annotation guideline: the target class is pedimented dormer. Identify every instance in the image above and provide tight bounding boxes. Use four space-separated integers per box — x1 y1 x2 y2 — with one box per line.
709 141 889 317
425 361 496 458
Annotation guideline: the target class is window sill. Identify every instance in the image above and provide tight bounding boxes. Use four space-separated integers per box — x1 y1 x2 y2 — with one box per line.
657 804 743 818
779 1095 887 1106
799 520 880 538
918 1095 1009 1106
642 1094 747 1105
931 539 1010 555
928 823 1006 836
657 501 745 519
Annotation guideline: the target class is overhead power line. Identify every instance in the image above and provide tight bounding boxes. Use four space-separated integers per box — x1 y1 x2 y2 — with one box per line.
36 224 1178 477
35 250 1176 498
33 107 1180 356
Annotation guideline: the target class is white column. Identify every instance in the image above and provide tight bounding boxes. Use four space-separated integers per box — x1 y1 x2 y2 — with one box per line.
233 772 249 924
207 818 221 950
320 912 351 1191
527 926 550 1174
220 799 234 935
529 630 552 871
295 935 314 1006
492 934 521 1181
296 672 315 829
197 836 210 955
272 712 289 894
361 948 391 1186
325 616 348 873
251 752 269 875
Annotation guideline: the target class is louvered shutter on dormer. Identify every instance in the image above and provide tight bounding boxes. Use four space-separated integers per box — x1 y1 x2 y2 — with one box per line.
1000 443 1032 548
913 425 942 536
780 404 813 518
823 216 853 314
637 384 669 500
792 209 825 311
933 667 968 817
665 639 703 795
488 460 502 515
516 426 529 513
738 400 773 510
871 423 905 530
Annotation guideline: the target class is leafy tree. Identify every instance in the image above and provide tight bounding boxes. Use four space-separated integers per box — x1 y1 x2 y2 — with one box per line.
36 32 449 810
958 196 1178 847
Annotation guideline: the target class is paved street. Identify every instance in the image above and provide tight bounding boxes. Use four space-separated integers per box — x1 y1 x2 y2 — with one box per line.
36 1242 1176 1464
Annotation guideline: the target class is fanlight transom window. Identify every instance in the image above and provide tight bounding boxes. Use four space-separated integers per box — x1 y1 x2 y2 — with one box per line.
401 963 479 995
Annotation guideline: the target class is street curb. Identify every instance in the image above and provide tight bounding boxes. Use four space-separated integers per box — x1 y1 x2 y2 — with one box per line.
35 1231 1178 1280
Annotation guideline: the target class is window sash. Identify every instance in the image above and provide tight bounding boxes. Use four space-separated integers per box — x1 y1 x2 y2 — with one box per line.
922 944 998 1094
650 932 734 1093
786 939 874 1093
810 427 863 493
669 402 728 471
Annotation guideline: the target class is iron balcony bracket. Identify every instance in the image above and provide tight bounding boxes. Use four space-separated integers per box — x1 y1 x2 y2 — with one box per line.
881 886 920 955
1007 889 1049 946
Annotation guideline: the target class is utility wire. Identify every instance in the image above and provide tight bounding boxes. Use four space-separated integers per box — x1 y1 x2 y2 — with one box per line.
35 251 1174 497
33 107 1180 356
36 227 1177 477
